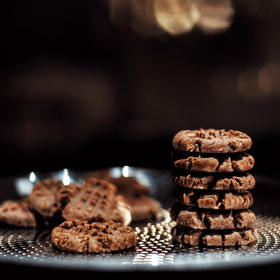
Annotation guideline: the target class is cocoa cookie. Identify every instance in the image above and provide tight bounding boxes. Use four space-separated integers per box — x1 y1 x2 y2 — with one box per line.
171 205 256 230
172 152 254 173
124 196 161 221
176 190 253 210
172 172 255 192
172 129 252 153
61 177 132 225
89 172 149 197
172 225 257 247
87 173 161 221
0 200 37 227
28 179 64 218
51 219 137 253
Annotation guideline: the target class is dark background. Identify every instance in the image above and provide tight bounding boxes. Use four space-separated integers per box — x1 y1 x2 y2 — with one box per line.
1 0 280 177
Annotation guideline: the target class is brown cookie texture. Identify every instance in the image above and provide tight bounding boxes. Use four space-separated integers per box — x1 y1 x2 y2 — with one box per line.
51 219 137 253
173 153 254 173
61 177 132 225
28 179 64 218
177 190 253 210
125 196 161 221
0 200 37 227
172 172 255 192
87 173 161 221
171 205 256 230
172 129 252 153
172 226 257 247
89 172 149 197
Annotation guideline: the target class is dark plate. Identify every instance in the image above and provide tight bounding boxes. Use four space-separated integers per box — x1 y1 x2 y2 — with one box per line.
0 166 279 272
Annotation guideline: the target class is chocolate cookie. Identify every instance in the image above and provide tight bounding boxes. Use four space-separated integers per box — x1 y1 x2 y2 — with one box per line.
51 219 137 253
172 225 257 247
171 205 256 230
172 129 252 153
172 172 255 192
87 173 161 221
176 190 253 210
28 179 64 218
172 153 254 173
61 177 132 225
124 196 161 221
0 200 37 227
90 172 149 197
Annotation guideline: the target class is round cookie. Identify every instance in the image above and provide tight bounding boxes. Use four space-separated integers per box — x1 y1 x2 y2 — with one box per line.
171 205 256 230
61 177 132 225
172 129 252 153
172 172 255 192
172 153 254 173
172 225 257 247
28 179 64 218
176 190 253 210
0 199 37 227
87 173 161 221
51 219 137 253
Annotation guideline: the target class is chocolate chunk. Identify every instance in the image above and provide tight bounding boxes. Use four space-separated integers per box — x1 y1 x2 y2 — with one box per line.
172 129 252 153
51 219 137 253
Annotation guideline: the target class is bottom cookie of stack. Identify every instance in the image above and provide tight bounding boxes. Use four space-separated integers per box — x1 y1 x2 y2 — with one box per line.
172 225 258 247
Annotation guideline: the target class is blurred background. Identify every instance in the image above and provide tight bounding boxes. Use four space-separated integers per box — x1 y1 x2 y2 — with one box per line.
1 0 280 176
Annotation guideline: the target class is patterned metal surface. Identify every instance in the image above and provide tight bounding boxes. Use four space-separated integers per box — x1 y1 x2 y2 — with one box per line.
0 213 280 271
0 167 279 271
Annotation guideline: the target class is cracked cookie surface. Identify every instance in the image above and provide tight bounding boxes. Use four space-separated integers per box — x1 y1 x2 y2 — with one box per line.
171 205 256 230
51 219 136 253
0 199 37 227
176 190 253 210
172 172 255 192
61 177 132 225
172 129 252 153
172 152 254 173
172 225 257 247
28 179 64 218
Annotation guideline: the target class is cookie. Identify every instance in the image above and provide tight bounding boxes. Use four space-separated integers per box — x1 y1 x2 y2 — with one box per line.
87 173 161 221
124 196 161 221
172 152 254 173
172 129 252 153
176 190 253 210
172 225 257 247
28 179 64 218
172 172 255 192
51 219 137 253
171 205 256 230
89 172 149 197
61 177 132 225
0 200 37 227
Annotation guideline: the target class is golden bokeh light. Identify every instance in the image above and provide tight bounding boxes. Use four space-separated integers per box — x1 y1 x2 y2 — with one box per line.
238 64 280 100
196 0 234 34
238 68 260 100
109 0 234 36
258 63 280 96
154 0 200 35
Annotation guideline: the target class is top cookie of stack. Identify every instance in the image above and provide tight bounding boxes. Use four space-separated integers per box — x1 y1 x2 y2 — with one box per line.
171 128 257 247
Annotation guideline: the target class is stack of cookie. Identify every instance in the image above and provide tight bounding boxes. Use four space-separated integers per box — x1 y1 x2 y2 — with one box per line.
170 129 258 247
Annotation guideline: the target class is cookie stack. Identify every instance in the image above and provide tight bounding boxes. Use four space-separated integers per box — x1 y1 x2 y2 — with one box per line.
170 129 258 247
